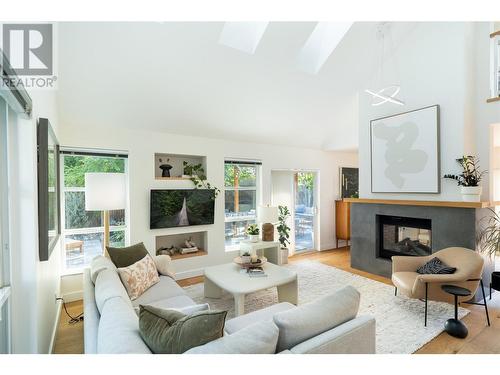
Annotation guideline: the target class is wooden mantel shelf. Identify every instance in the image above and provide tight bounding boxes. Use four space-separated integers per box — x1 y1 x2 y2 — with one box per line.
343 198 497 209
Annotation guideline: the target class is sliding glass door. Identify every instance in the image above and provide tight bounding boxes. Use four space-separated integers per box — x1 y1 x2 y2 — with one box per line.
294 172 318 252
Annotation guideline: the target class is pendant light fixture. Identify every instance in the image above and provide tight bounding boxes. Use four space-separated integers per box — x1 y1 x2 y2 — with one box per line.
365 23 405 106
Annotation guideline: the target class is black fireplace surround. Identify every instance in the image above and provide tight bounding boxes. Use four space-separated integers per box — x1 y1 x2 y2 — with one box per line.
377 215 432 259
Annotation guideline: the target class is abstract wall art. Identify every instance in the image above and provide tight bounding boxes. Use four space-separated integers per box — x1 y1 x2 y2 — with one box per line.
370 105 440 193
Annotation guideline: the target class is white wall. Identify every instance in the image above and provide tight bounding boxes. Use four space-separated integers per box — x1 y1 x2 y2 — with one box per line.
359 23 482 201
59 124 357 296
8 90 61 354
472 23 500 201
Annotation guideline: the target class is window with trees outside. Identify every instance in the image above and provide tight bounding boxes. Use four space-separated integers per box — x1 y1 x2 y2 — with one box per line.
61 151 128 273
0 96 11 354
224 161 261 251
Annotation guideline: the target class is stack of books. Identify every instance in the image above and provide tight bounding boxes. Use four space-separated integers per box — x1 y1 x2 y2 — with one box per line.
247 267 267 278
180 246 198 254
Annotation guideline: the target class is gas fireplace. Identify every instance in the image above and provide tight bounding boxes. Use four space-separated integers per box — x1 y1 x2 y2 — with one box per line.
376 215 432 259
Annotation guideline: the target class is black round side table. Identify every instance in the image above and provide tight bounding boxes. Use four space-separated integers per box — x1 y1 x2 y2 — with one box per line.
441 285 471 339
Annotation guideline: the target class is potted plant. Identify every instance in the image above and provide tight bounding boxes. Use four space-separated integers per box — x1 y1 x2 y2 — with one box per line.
444 155 487 202
240 251 251 264
246 224 260 242
277 205 291 264
477 208 500 294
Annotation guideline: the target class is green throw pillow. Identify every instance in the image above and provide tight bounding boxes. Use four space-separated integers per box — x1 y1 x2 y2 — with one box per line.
107 242 149 268
139 304 227 354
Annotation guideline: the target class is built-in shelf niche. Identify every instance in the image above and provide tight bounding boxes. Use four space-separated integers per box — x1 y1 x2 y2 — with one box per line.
154 152 206 180
155 230 208 260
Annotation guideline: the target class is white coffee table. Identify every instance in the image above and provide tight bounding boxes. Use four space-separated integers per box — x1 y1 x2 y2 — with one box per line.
203 262 298 316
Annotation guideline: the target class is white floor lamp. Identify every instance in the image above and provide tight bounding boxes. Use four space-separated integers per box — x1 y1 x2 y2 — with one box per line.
85 173 126 255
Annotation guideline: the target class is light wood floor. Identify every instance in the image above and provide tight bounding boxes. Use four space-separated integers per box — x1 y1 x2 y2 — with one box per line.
53 247 500 354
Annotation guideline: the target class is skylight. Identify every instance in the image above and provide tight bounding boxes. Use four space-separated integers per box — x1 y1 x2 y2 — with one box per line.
218 22 269 54
297 22 353 74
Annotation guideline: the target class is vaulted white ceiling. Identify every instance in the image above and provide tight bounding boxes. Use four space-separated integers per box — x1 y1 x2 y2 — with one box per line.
56 22 417 151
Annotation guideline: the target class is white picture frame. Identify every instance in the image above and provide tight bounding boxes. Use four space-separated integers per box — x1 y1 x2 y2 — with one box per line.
370 105 440 193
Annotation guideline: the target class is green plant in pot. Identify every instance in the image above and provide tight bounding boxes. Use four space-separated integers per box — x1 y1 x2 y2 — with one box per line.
246 224 260 242
477 208 500 259
477 208 500 293
277 205 291 263
443 155 487 202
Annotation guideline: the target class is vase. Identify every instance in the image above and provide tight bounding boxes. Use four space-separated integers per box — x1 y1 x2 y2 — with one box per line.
240 255 251 264
248 234 260 242
280 247 289 265
460 186 482 202
160 164 173 177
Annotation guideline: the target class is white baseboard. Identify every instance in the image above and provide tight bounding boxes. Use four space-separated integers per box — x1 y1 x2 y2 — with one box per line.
62 291 83 303
320 242 336 251
175 267 204 280
49 299 62 354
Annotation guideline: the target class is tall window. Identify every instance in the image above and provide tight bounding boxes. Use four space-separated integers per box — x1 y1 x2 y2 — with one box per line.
224 161 261 251
0 96 11 354
61 151 128 273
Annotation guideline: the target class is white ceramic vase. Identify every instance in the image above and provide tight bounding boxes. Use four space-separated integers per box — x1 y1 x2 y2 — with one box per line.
460 186 482 202
240 255 251 264
248 234 260 243
280 247 289 265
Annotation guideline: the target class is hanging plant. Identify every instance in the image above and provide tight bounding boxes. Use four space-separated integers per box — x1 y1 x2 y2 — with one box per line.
182 161 220 199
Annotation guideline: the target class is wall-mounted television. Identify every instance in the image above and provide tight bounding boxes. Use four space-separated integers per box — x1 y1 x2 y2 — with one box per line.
150 189 215 229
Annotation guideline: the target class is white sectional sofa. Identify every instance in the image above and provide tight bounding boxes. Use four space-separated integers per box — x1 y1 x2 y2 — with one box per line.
83 257 376 354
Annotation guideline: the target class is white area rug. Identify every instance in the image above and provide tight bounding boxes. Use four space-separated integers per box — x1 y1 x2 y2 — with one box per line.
183 260 469 354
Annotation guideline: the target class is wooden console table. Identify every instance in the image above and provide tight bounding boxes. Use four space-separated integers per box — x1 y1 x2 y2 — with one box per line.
335 200 351 248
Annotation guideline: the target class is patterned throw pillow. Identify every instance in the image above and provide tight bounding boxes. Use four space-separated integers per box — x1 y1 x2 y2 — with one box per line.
117 255 160 300
416 257 456 275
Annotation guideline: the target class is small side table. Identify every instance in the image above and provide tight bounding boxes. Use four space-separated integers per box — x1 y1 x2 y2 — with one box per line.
441 284 471 339
239 241 281 265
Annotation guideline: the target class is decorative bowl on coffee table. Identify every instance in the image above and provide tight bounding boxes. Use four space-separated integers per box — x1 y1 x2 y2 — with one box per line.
234 256 267 269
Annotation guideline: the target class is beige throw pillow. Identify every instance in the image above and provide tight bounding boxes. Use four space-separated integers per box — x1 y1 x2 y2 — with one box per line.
153 254 175 279
117 255 160 300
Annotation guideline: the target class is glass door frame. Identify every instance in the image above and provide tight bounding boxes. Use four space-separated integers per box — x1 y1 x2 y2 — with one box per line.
292 170 320 253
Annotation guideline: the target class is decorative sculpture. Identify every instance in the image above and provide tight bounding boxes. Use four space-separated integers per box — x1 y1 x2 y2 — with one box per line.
159 158 173 177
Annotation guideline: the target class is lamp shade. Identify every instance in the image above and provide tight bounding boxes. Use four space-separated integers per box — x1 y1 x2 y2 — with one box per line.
258 205 279 224
85 173 126 211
